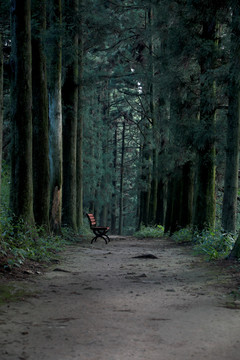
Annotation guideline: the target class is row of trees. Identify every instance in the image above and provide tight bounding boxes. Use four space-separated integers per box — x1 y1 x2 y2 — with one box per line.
0 0 240 257
0 0 84 233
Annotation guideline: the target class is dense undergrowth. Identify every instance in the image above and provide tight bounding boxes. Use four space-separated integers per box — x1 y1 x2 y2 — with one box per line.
0 212 93 272
0 212 65 271
0 164 91 272
135 225 236 261
172 227 236 260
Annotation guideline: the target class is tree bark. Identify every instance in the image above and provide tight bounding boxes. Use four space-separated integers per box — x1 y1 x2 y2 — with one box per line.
180 161 194 228
111 124 117 233
147 6 158 225
222 4 240 234
193 15 217 230
62 0 79 231
139 126 152 227
76 0 84 229
32 0 50 230
10 0 34 224
0 34 3 201
164 177 174 234
48 0 62 233
119 121 125 235
156 179 167 226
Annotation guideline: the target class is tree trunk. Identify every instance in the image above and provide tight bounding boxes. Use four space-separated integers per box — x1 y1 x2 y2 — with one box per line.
139 127 152 227
32 0 50 230
193 17 217 230
0 34 3 201
147 6 158 225
48 0 62 233
10 0 34 224
222 5 240 234
62 0 78 231
229 234 240 259
156 179 167 226
76 0 84 229
111 124 117 233
180 161 194 228
164 177 174 234
119 121 125 235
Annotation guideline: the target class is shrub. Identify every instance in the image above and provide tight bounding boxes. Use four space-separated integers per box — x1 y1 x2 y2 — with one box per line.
134 225 165 238
193 228 236 260
0 214 66 269
171 227 194 244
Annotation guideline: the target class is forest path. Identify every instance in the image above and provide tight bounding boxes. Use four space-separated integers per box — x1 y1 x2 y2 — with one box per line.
0 236 240 360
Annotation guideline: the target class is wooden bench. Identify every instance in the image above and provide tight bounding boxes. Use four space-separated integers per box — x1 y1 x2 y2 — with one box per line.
86 213 110 244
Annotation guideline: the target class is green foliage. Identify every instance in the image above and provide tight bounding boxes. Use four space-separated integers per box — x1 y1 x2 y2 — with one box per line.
61 217 92 240
172 226 236 260
0 163 66 270
134 225 164 239
0 213 66 270
193 229 236 260
1 161 10 207
171 227 194 244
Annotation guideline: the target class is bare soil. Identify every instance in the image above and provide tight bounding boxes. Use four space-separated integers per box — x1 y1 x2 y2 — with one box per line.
1 236 240 360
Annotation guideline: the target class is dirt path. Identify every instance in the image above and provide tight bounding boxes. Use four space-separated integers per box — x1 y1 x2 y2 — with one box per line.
0 236 240 360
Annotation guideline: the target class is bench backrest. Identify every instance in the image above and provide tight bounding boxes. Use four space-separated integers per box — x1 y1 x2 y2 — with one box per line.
87 213 96 228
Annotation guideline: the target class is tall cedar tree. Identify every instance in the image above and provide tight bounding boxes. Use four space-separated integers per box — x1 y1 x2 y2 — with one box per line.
32 0 50 230
148 7 158 226
118 120 125 235
222 2 240 234
48 0 63 233
0 34 3 200
10 0 34 224
193 3 218 230
62 0 79 231
227 2 240 258
76 0 84 229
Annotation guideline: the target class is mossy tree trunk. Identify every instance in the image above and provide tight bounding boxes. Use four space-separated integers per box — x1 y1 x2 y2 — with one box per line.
193 15 217 230
62 0 79 231
0 34 3 200
32 0 50 230
48 0 62 234
10 0 34 224
222 3 240 234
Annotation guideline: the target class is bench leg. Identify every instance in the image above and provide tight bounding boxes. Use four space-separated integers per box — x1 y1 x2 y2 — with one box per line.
91 236 98 244
91 235 108 244
105 234 110 243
